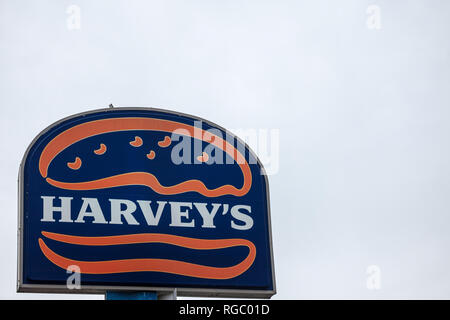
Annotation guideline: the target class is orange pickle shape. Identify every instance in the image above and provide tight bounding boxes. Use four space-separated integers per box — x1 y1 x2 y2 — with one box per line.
94 143 107 155
146 150 156 160
157 136 171 148
129 136 143 147
197 152 209 163
67 157 82 170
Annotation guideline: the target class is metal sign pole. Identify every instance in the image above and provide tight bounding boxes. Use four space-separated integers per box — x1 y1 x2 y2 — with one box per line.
105 289 177 300
105 291 157 300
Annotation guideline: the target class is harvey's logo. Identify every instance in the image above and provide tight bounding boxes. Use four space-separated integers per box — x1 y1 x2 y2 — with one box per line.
19 108 274 296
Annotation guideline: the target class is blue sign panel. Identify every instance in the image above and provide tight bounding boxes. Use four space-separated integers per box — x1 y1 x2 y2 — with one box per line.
18 108 275 298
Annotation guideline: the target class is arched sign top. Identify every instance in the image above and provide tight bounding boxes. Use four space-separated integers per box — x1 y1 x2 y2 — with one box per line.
18 108 275 298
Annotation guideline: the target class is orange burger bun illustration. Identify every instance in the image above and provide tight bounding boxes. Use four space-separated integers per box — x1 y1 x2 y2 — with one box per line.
38 117 252 197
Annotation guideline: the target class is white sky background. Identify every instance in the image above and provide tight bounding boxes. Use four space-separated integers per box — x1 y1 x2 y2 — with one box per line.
1 0 450 299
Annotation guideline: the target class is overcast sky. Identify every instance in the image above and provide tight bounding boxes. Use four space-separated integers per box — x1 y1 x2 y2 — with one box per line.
1 0 450 299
